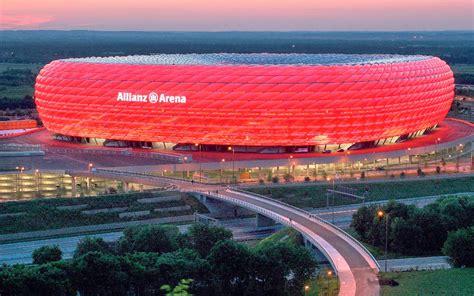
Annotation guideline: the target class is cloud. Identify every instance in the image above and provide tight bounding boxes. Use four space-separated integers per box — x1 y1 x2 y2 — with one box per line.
0 14 54 29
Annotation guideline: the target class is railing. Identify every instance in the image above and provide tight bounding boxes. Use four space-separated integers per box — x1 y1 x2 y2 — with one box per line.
228 187 381 271
92 168 224 185
190 188 339 273
43 147 186 163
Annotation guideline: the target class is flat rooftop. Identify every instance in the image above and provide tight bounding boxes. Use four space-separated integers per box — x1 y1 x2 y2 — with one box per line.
61 53 432 66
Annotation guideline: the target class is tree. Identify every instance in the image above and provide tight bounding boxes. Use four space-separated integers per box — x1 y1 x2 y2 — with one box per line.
442 227 474 267
32 245 62 264
207 240 256 295
184 223 233 257
74 237 112 258
161 279 193 296
390 217 422 254
71 251 131 295
351 205 377 240
117 225 181 254
254 241 317 296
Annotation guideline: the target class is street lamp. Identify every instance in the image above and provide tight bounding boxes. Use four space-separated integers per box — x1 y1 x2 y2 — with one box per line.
220 159 225 183
195 143 202 182
377 210 389 272
405 148 411 173
326 176 336 223
304 285 310 295
228 146 235 183
183 156 188 180
326 270 333 293
88 163 93 172
288 155 293 175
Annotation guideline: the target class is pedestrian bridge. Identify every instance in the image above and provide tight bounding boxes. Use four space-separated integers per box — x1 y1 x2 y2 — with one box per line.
81 168 381 296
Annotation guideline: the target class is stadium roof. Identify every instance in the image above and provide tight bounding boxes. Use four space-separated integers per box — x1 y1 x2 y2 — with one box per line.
62 53 431 66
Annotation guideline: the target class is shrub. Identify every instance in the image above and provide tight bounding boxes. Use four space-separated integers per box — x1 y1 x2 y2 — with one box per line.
271 176 279 183
436 166 441 174
400 172 406 178
304 176 311 182
442 227 474 267
32 245 62 264
283 174 294 183
417 168 423 176
74 237 112 258
258 179 265 185
360 172 365 179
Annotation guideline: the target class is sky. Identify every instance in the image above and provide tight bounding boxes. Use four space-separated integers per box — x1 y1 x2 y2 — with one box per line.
1 0 473 31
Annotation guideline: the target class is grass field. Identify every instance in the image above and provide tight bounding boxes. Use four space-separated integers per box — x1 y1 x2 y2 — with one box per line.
380 268 474 296
0 191 207 234
247 176 474 209
0 62 43 99
452 64 474 75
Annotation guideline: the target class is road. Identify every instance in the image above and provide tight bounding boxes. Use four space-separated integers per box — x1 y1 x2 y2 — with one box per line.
81 169 381 296
378 256 451 272
0 221 282 265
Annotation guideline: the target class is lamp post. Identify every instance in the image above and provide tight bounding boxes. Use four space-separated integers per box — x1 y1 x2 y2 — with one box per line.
183 156 188 180
88 163 93 172
304 285 310 296
220 158 225 183
228 146 235 183
35 169 41 196
195 143 202 182
326 270 333 294
378 210 389 272
288 155 293 175
405 148 411 173
15 166 25 194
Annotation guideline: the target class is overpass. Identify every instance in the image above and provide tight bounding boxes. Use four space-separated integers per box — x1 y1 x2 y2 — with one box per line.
76 168 381 296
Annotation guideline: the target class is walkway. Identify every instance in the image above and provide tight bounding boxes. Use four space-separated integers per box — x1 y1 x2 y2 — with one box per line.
85 169 380 296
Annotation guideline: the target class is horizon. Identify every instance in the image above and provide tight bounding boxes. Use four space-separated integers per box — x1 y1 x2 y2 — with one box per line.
2 0 473 31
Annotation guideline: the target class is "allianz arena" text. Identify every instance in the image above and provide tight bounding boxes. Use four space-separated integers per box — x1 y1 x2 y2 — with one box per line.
116 92 187 104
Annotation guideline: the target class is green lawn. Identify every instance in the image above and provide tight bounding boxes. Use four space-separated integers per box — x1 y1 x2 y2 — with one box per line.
247 176 474 209
0 62 43 100
0 191 206 234
380 268 474 296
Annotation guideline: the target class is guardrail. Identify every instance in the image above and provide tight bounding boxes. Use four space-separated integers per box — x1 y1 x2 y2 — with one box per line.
228 187 381 271
190 188 339 273
43 147 187 163
92 168 224 185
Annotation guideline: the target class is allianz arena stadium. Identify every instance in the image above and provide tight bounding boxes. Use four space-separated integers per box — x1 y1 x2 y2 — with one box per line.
34 53 454 153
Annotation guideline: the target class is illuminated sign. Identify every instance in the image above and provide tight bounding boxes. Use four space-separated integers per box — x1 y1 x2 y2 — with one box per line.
117 92 186 104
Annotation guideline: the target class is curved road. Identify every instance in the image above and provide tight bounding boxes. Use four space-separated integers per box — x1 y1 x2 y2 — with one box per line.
84 169 380 296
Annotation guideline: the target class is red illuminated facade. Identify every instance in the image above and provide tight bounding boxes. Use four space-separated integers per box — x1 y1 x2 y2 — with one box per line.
35 54 454 147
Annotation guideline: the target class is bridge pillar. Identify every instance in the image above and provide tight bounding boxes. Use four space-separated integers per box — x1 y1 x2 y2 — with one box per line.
256 213 275 227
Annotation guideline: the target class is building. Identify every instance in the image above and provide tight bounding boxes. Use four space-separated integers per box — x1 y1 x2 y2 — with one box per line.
34 53 454 153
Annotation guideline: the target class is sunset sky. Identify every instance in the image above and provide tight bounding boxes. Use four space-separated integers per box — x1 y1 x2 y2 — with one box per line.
1 0 473 31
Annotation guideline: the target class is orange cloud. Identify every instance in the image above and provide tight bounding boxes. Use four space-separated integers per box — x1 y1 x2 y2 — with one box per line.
0 14 53 29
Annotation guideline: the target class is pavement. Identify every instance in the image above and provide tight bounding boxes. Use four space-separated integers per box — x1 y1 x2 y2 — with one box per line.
378 256 451 272
0 219 282 265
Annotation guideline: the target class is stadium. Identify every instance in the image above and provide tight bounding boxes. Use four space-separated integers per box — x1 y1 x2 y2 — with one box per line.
34 53 454 153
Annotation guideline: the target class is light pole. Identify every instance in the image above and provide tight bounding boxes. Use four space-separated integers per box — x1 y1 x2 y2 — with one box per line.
16 166 25 194
35 169 40 196
195 143 202 182
288 155 293 176
220 158 225 183
228 146 235 183
405 148 411 173
88 163 93 172
304 284 310 296
183 156 188 180
378 210 389 272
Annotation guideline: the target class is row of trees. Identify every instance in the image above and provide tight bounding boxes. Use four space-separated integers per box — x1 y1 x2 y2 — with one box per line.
351 196 474 266
0 223 317 296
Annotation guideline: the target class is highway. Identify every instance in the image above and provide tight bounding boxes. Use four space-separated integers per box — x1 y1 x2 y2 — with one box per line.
0 221 282 265
80 169 381 296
